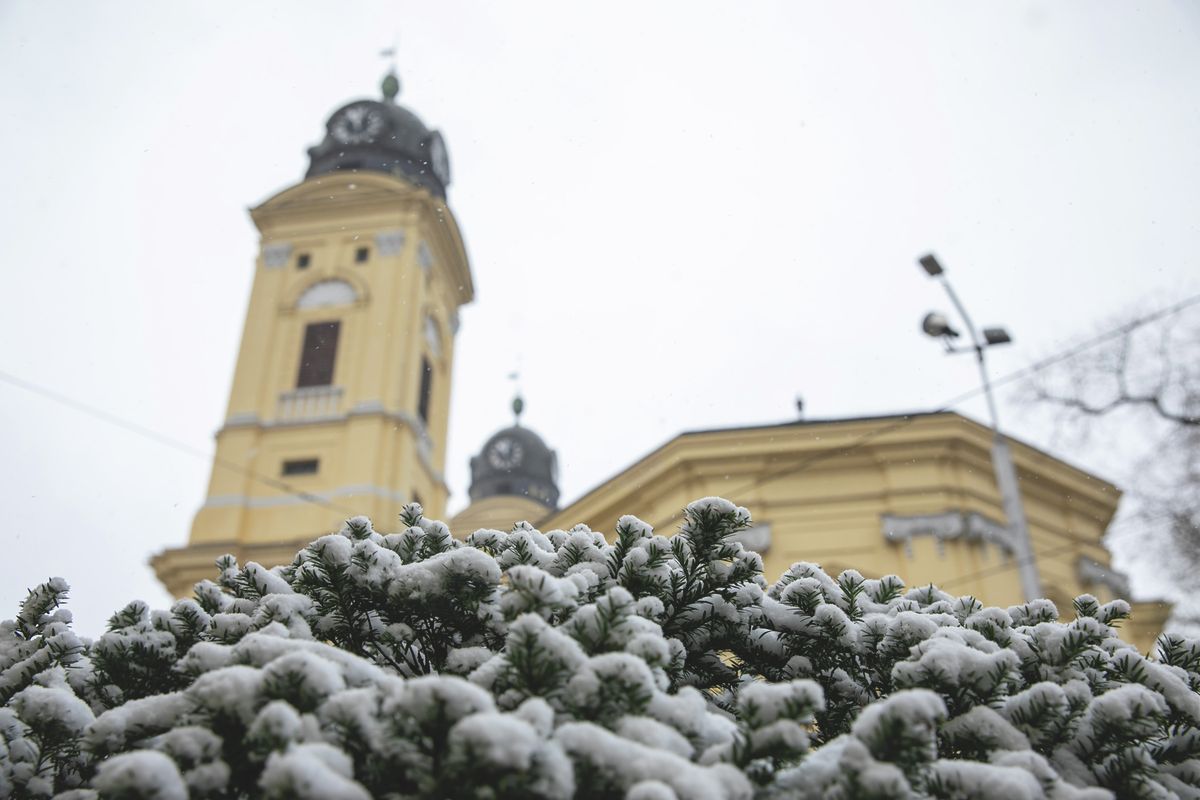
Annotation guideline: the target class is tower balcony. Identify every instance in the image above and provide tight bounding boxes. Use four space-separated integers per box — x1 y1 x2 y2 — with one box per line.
276 385 344 423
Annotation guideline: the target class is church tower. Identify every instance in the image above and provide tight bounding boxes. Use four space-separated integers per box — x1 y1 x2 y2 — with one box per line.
153 71 472 597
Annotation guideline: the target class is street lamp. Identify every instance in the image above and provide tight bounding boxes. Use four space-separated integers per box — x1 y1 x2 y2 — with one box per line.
917 253 1041 602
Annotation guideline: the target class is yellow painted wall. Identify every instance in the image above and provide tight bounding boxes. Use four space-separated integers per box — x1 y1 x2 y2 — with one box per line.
535 412 1167 653
150 168 1166 656
153 172 472 597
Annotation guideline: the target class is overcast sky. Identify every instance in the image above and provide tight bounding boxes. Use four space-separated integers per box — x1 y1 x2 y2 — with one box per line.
1 2 1198 635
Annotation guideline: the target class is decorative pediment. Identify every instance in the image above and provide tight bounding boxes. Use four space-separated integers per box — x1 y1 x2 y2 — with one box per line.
881 510 1015 554
262 242 292 268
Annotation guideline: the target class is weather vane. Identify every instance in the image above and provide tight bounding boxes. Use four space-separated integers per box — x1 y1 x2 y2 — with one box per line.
380 39 398 67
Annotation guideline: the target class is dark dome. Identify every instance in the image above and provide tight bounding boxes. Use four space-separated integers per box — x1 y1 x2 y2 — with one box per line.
305 79 450 198
469 425 560 510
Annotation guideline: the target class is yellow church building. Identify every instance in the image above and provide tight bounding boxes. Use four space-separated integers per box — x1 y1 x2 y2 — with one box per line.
151 71 1168 652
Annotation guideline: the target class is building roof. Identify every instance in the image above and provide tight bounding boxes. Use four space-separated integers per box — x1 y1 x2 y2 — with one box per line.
545 410 1120 531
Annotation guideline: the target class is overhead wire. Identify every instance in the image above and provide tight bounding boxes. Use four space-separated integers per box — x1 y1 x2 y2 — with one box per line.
0 367 361 517
2 291 1199 547
689 291 1200 590
718 290 1200 503
938 540 1081 591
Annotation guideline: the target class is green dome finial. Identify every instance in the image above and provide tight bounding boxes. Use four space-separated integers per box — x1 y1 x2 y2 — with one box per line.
512 394 525 424
381 69 400 103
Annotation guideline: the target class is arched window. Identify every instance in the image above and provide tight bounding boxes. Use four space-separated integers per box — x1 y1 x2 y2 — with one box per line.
424 314 443 360
296 279 358 310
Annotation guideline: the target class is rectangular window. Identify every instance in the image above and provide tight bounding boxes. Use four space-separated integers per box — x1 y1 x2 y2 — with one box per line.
417 356 433 424
296 321 340 387
296 253 311 269
282 458 319 476
355 246 370 263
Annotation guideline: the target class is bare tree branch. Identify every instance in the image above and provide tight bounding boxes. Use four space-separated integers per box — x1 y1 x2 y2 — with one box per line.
1035 389 1199 426
1022 304 1200 631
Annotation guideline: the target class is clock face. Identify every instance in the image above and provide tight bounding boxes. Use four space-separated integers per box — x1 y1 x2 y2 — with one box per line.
427 132 450 185
330 103 387 145
487 437 524 470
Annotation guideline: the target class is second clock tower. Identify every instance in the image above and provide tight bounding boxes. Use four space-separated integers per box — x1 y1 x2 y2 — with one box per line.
153 71 473 597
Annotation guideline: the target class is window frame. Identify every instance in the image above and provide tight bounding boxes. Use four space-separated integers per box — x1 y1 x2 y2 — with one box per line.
281 458 319 476
296 320 341 388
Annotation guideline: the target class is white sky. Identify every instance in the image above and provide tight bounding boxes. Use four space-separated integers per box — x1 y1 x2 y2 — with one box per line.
1 2 1197 636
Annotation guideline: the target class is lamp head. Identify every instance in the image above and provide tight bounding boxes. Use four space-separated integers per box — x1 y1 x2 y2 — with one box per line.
922 311 959 339
918 254 944 277
983 327 1012 346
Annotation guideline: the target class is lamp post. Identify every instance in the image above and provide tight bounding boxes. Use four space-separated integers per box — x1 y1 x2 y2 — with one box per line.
918 253 1042 602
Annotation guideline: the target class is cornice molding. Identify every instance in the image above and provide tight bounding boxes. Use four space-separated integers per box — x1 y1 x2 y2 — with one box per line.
214 405 446 490
881 510 1014 555
202 482 412 510
1076 555 1132 599
550 413 1120 532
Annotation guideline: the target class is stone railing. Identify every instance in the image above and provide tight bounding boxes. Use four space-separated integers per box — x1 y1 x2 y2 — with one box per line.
276 385 344 423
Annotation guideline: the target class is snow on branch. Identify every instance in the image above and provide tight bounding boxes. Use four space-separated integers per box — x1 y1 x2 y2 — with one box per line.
2 498 1198 798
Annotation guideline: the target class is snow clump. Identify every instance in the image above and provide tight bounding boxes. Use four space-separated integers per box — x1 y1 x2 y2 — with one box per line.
1 498 1198 798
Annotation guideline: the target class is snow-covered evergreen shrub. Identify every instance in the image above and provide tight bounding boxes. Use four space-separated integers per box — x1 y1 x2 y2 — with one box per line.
2 498 1199 799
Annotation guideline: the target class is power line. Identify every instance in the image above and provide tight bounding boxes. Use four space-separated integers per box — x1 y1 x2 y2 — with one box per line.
720 291 1200 500
0 368 360 517
937 291 1200 410
693 292 1200 593
938 541 1080 591
4 291 1199 538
